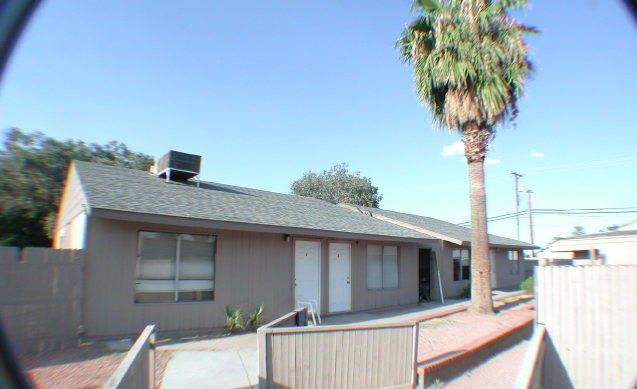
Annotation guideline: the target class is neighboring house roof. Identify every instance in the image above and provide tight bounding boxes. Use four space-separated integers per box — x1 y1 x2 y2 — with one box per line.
552 229 637 242
73 161 436 241
341 204 537 249
72 161 536 248
618 220 637 231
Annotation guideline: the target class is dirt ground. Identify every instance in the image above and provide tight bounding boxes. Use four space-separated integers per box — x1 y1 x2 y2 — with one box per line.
419 296 535 388
418 302 533 361
438 340 530 389
17 343 172 389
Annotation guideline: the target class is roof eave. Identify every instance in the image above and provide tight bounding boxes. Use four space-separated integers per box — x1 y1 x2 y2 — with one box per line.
88 208 437 244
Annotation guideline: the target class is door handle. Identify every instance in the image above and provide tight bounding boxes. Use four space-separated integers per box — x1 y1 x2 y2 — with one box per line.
346 281 350 284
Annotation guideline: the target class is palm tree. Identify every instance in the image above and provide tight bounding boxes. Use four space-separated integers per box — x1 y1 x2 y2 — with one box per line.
396 0 537 313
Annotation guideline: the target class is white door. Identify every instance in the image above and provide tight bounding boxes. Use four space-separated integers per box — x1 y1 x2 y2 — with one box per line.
329 243 351 313
295 241 321 310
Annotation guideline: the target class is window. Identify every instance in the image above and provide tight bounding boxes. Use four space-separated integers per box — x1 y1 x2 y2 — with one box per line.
509 250 520 275
135 231 216 303
367 245 399 289
453 249 470 281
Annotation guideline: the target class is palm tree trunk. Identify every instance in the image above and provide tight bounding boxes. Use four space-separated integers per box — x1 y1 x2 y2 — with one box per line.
467 158 494 314
463 122 494 314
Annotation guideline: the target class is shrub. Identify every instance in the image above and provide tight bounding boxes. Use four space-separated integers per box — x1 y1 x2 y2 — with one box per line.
224 306 245 333
246 302 264 330
520 276 534 294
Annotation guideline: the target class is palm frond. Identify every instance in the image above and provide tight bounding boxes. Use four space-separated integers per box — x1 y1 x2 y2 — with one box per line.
396 0 537 141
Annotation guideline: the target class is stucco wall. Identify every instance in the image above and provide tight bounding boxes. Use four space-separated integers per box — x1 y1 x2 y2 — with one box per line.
600 239 637 265
543 234 637 265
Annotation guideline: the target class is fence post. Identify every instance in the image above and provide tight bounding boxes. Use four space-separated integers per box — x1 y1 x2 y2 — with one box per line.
148 330 155 389
103 324 156 389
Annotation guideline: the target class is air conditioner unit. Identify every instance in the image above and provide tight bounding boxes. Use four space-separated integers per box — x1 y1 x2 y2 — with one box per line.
156 151 201 181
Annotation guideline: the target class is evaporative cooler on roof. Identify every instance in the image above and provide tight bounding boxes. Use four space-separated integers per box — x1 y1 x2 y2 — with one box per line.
156 151 201 181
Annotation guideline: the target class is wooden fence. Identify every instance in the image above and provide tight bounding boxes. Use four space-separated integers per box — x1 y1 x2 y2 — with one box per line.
103 325 156 389
258 312 418 389
0 247 85 355
536 265 637 389
266 308 308 329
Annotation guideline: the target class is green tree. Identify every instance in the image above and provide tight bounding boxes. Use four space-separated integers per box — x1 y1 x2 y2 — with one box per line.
396 0 537 313
291 163 382 208
571 226 586 236
0 128 154 247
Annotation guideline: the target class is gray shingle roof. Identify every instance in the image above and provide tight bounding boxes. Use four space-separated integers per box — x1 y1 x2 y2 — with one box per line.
73 161 436 240
345 206 536 249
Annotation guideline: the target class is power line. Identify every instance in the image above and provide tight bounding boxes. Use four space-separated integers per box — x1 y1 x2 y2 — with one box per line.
386 156 637 197
514 156 637 175
457 207 637 226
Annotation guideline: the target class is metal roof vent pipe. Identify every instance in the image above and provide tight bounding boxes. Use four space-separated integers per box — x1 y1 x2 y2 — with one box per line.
154 151 202 187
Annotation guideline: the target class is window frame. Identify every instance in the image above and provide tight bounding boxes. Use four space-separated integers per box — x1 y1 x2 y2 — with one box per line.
135 230 217 303
452 248 471 281
367 244 400 290
509 250 520 275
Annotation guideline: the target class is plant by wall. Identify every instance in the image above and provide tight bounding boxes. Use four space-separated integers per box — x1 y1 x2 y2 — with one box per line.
520 276 534 294
224 306 245 333
246 302 264 330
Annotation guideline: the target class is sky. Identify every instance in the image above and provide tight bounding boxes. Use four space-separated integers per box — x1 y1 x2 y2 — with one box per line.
0 0 636 248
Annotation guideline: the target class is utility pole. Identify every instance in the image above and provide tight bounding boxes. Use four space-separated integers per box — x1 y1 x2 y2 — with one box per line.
511 172 523 240
527 189 535 252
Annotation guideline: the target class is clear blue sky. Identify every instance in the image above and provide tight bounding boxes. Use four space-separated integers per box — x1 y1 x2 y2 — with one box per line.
1 0 636 248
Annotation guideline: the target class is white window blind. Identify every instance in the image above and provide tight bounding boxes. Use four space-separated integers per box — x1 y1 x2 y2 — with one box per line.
368 245 399 289
136 231 216 303
382 246 399 288
367 245 383 289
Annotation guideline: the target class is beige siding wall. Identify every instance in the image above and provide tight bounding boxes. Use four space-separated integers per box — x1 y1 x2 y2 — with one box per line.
437 243 470 298
349 240 419 312
84 217 293 337
84 218 421 338
55 164 88 249
493 249 526 288
424 242 444 301
435 245 525 299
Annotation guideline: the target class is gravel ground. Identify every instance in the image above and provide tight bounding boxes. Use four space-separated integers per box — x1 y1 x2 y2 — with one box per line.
431 339 530 389
418 309 532 361
17 343 172 389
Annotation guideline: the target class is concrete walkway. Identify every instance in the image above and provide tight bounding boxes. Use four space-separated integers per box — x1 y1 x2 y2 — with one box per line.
158 333 258 389
320 289 521 326
160 350 257 389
